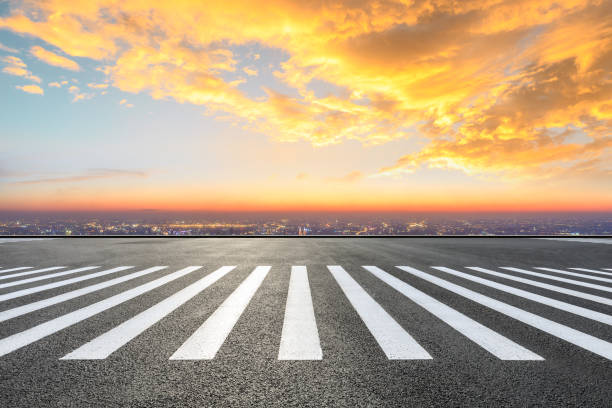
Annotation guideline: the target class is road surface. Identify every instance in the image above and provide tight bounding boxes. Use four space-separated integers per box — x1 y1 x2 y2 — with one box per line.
0 237 610 407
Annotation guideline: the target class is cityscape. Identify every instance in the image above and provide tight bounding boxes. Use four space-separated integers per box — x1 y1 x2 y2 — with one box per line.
1 213 610 236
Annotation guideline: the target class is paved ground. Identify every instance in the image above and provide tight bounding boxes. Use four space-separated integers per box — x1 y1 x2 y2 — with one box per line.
0 237 610 407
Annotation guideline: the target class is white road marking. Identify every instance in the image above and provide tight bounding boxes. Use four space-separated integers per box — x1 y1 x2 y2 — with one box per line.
433 267 612 326
62 266 235 359
170 266 271 360
467 267 612 306
0 267 99 289
534 267 612 284
0 266 66 281
0 267 33 275
535 238 612 245
0 266 204 358
570 268 612 277
0 266 136 302
0 267 166 322
398 266 612 361
501 267 612 293
328 265 431 360
366 266 541 360
278 266 322 360
0 238 54 244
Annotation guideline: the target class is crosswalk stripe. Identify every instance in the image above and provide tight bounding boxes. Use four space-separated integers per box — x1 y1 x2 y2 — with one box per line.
569 268 612 277
534 267 612 284
0 266 202 358
365 266 541 360
432 267 612 326
501 267 612 293
278 266 322 360
0 267 33 275
0 266 100 290
0 266 66 281
0 266 136 302
170 266 271 360
328 265 431 360
0 267 163 322
61 266 234 359
467 267 612 306
398 266 612 361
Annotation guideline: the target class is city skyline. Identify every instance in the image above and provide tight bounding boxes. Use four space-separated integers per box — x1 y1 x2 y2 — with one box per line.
1 1 611 213
2 211 610 236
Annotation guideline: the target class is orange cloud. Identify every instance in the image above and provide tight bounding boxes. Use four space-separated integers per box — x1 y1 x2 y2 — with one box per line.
328 171 364 183
16 84 44 95
119 98 134 108
87 82 108 89
2 56 41 83
30 45 80 71
0 0 610 184
66 85 93 102
11 169 146 185
0 41 18 53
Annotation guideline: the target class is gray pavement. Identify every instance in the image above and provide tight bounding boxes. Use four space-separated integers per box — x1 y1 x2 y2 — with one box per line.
0 237 610 407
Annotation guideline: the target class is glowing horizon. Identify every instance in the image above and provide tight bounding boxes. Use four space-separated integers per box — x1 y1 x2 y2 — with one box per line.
1 1 611 212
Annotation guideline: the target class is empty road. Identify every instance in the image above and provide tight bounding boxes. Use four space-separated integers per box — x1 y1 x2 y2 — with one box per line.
0 237 610 407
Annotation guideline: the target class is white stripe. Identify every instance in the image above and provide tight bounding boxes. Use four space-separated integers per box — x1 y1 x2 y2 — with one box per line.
536 238 612 245
365 266 540 360
0 266 66 281
0 267 33 275
0 266 136 302
534 267 612 284
0 266 99 289
0 266 200 358
170 266 271 360
433 267 612 326
501 267 612 293
0 267 165 322
570 268 612 277
398 266 612 361
278 266 322 360
328 265 431 360
62 266 235 359
467 267 612 306
0 238 53 244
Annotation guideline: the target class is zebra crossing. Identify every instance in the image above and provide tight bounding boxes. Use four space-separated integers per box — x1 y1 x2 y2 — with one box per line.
0 263 611 361
278 266 322 360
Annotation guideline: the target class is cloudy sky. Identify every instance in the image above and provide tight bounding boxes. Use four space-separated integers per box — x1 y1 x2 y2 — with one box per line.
0 0 610 212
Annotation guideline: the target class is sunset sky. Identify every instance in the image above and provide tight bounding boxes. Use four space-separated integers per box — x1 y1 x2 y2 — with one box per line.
1 0 611 212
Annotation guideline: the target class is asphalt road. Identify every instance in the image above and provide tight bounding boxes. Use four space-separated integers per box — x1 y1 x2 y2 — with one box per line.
0 237 610 407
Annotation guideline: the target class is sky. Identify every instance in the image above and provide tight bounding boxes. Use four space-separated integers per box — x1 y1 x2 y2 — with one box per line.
0 0 611 213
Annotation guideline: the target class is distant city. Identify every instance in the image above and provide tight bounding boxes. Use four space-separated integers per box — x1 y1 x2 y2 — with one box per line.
0 212 610 236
